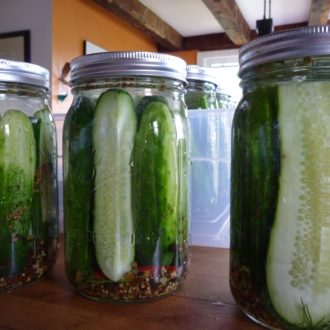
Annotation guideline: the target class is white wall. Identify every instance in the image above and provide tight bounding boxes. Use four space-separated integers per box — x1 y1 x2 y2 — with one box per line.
0 0 52 72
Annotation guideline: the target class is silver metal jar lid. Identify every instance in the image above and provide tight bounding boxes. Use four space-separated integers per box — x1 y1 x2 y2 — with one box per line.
239 25 330 76
0 59 50 89
186 65 218 86
70 51 187 84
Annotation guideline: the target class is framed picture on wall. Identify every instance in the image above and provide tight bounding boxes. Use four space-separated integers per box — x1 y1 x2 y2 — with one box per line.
0 30 30 62
83 40 107 55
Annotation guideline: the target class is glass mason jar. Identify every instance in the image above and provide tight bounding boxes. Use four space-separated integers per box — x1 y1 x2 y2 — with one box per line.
63 51 189 302
230 26 330 329
185 65 219 109
0 59 59 292
216 88 236 110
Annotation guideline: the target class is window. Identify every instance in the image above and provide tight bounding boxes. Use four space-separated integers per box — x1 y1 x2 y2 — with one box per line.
197 49 241 102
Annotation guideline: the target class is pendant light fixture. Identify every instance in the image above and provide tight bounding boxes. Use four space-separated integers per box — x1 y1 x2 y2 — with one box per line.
256 0 274 36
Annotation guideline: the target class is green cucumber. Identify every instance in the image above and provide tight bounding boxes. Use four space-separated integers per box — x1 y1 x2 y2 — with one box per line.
63 96 95 282
93 89 136 282
185 90 219 110
135 95 168 122
31 116 42 239
31 109 58 240
185 92 209 110
133 98 178 266
0 110 36 273
230 85 280 312
266 82 330 325
176 112 189 266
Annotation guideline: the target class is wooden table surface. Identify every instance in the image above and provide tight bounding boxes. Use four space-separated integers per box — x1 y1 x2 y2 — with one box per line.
0 239 264 330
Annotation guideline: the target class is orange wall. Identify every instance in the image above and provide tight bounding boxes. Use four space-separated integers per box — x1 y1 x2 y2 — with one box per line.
170 50 197 65
52 0 157 113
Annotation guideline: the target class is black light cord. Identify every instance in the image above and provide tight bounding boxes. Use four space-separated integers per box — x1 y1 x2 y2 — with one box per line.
263 0 272 19
257 0 273 36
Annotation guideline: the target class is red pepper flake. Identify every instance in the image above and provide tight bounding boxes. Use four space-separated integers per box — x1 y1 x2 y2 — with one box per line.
93 271 107 280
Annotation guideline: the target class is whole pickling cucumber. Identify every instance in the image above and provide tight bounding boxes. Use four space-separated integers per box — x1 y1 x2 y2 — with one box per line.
31 108 58 241
93 89 137 282
0 110 36 274
135 95 168 121
63 96 95 283
133 98 179 267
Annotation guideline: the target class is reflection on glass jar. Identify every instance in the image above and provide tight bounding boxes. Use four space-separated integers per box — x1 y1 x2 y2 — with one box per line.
0 59 59 292
63 52 190 302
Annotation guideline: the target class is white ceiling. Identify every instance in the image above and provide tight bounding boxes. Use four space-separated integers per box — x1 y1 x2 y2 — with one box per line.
139 0 319 37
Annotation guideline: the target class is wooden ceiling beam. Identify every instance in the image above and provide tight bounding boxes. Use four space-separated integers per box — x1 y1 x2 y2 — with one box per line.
201 0 251 46
308 0 330 25
92 0 183 51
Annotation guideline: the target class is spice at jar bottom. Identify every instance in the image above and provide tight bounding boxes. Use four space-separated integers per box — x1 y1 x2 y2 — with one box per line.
72 261 189 301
